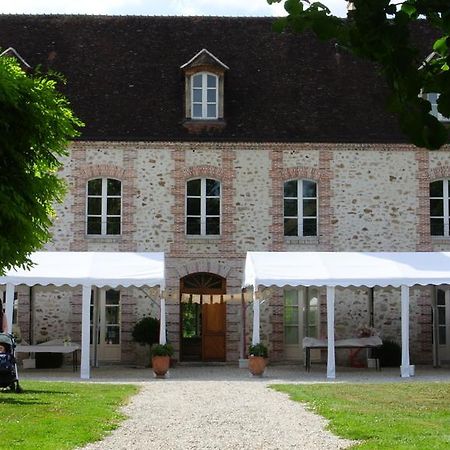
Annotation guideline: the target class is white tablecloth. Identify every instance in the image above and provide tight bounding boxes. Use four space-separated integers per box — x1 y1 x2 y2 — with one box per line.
302 336 382 349
16 340 80 354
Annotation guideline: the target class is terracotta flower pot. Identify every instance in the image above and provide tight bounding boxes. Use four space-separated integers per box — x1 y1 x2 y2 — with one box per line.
248 355 267 376
152 355 170 377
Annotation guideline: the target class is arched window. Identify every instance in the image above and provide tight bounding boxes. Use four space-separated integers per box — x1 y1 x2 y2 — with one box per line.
430 179 450 236
191 72 218 119
186 178 221 236
86 178 122 235
284 179 318 237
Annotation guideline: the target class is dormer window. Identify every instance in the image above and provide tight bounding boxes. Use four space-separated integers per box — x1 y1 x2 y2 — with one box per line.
192 72 218 119
181 49 228 133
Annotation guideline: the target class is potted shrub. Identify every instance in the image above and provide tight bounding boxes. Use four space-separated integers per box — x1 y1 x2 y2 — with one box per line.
151 343 174 377
248 343 268 376
131 316 160 367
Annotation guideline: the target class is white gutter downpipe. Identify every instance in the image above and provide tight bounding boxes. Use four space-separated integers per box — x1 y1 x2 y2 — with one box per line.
400 285 411 378
326 286 336 379
80 285 91 380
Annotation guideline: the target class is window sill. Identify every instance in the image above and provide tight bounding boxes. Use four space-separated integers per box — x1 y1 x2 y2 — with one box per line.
431 236 450 244
186 235 221 243
85 235 123 243
182 119 226 134
284 236 319 245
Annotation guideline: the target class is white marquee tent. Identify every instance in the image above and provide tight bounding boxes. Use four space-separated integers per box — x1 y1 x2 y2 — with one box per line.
243 251 450 379
0 252 166 379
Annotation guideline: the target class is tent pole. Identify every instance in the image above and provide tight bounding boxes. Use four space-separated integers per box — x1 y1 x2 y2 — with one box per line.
93 290 99 368
29 286 34 344
5 283 15 334
252 290 260 345
159 291 167 345
81 285 91 380
432 287 439 368
326 286 336 379
240 290 245 360
400 285 410 378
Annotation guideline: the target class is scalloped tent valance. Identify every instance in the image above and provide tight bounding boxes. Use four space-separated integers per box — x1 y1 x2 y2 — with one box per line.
243 251 450 289
0 251 165 289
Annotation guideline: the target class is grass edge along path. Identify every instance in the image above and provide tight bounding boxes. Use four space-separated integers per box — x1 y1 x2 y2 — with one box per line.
0 380 138 449
271 382 450 450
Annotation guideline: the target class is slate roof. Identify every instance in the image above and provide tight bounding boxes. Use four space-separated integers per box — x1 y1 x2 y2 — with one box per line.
0 15 436 143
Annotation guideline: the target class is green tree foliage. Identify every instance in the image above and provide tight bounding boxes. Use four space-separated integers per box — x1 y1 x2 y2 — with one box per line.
0 55 82 273
268 0 450 149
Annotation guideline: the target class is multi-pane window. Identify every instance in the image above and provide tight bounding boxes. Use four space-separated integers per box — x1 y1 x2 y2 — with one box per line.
86 178 122 235
191 73 218 119
186 178 221 236
430 179 450 236
284 179 318 237
1 292 18 327
284 288 319 345
437 289 447 345
104 290 121 345
284 290 300 345
90 289 121 346
427 93 450 122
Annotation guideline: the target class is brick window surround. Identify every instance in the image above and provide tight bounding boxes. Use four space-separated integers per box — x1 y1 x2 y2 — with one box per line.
71 162 136 251
270 148 333 251
170 151 236 257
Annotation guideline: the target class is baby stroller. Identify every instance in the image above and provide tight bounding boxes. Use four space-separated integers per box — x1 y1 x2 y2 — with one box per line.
0 333 22 393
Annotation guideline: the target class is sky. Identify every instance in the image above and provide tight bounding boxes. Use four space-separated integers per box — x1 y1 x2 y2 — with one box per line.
0 0 348 17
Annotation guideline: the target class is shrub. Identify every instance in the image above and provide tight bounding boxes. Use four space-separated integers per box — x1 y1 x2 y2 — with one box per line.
131 316 160 346
248 343 268 358
151 343 174 357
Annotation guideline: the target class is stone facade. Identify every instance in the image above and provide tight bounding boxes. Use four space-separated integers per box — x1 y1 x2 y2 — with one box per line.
14 141 450 366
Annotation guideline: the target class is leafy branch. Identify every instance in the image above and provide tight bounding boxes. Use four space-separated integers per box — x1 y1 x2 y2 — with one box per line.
268 0 450 149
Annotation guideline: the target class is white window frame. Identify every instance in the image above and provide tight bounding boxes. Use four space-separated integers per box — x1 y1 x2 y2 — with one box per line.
186 178 221 236
86 178 122 236
430 179 450 237
284 287 320 359
427 93 450 122
284 179 318 237
191 72 218 120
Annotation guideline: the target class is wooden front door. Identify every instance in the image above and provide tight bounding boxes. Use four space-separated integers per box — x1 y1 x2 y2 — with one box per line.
180 272 226 362
202 302 226 361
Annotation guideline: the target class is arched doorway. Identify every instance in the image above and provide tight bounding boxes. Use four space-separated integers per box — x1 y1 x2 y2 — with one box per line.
180 272 226 362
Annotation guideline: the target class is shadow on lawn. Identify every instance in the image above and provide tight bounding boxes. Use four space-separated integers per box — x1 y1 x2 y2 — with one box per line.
0 396 47 405
12 388 68 395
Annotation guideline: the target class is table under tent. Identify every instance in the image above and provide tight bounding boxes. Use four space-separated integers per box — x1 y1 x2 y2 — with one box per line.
0 252 166 379
243 251 450 379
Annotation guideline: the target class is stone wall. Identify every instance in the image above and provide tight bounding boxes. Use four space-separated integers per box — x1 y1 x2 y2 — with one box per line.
31 141 450 365
32 286 74 343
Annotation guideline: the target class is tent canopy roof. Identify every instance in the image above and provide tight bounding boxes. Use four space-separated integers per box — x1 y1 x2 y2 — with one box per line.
243 251 450 289
0 252 165 288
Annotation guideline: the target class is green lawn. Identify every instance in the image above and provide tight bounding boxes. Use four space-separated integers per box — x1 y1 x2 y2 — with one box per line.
0 381 138 449
272 382 450 450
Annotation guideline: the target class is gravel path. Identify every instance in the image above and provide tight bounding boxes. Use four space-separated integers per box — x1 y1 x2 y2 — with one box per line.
79 377 353 450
